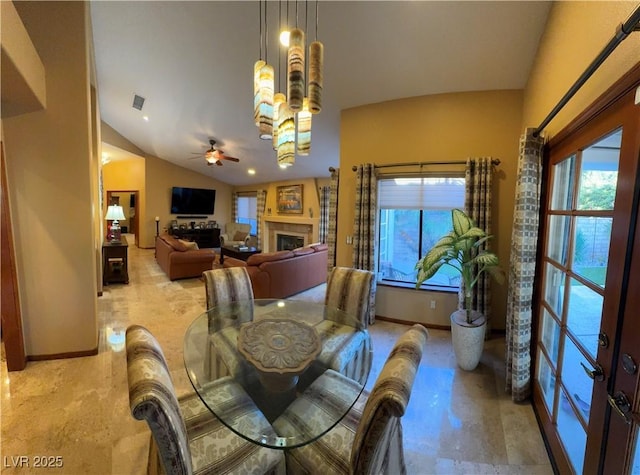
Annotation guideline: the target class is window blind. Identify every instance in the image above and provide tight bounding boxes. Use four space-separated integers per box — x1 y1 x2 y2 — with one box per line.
378 177 465 210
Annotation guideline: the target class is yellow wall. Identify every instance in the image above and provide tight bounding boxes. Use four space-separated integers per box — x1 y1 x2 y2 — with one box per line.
2 1 98 356
523 1 640 137
234 177 326 241
144 154 233 248
340 90 524 329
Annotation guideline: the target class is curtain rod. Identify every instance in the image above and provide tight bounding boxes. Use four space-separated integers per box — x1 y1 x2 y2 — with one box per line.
533 5 640 137
350 158 500 172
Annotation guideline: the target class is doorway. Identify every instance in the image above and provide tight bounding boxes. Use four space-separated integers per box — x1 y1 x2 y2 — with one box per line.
106 190 139 247
533 79 640 472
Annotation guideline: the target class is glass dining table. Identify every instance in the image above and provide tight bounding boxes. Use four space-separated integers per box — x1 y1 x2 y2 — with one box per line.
183 299 372 449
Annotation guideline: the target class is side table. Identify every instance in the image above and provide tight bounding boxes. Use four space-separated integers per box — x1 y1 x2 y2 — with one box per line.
103 236 129 285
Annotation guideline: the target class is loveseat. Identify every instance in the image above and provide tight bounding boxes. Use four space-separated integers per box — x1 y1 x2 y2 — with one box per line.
222 243 328 298
155 233 216 280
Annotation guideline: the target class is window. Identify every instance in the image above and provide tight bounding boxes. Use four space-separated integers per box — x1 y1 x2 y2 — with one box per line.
237 194 257 235
377 175 465 289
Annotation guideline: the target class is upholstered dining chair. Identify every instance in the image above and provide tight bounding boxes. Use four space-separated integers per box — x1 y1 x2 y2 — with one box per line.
125 324 285 475
312 266 375 382
202 267 254 380
274 324 428 475
325 266 374 327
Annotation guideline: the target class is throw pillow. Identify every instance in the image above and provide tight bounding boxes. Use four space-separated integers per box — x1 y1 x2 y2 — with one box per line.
233 231 248 241
178 239 199 250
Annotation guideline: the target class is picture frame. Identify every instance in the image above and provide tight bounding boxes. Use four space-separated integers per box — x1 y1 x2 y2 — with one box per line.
276 184 304 214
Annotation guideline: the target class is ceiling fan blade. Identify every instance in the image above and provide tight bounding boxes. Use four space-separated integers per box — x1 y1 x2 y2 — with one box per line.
216 160 224 166
221 156 240 162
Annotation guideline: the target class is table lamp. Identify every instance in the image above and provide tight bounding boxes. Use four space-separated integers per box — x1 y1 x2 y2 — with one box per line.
105 205 126 243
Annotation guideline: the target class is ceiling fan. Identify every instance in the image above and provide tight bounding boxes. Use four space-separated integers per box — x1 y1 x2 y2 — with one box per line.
189 139 240 166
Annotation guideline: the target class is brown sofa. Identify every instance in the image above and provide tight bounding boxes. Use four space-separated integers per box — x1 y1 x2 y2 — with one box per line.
223 243 328 298
155 233 216 280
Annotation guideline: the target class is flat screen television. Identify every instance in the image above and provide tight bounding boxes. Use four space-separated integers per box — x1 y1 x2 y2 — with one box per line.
170 187 216 215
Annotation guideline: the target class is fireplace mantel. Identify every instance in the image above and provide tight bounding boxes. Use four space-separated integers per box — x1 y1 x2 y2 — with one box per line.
263 216 317 226
262 216 319 252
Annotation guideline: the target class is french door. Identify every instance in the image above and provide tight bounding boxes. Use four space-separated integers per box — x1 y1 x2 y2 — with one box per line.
533 81 640 474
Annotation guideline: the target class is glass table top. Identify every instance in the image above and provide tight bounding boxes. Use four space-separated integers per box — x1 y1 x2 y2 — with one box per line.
183 299 372 449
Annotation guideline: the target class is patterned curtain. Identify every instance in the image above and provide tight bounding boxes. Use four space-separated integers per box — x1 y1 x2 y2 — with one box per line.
463 157 494 334
326 169 339 273
353 163 377 325
318 185 330 243
256 189 266 249
506 128 545 402
231 192 238 222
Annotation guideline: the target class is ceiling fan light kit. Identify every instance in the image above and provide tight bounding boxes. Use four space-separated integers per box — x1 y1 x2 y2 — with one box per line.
253 0 323 168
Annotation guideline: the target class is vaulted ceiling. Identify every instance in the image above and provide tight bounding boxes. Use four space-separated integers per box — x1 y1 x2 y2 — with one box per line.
91 1 552 186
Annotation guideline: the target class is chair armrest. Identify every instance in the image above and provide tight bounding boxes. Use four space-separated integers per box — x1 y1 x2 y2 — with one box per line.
245 235 258 247
220 233 229 246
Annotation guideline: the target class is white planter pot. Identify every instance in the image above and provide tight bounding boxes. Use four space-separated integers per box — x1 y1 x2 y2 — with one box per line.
450 309 486 371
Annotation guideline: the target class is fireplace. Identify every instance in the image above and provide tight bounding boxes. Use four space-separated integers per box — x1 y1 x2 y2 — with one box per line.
277 233 305 251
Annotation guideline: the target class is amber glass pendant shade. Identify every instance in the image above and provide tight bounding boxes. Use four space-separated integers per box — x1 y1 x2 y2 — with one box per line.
258 62 274 140
296 97 312 155
277 101 295 167
272 93 286 150
308 41 323 114
254 60 265 126
287 28 305 112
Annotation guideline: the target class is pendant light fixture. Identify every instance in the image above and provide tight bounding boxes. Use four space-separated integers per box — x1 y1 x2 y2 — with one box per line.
254 0 324 167
308 0 323 114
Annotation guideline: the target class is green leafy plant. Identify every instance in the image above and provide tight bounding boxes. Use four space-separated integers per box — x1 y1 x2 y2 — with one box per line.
415 209 503 324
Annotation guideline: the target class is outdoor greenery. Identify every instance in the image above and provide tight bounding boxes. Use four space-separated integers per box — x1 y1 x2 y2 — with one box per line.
415 209 503 324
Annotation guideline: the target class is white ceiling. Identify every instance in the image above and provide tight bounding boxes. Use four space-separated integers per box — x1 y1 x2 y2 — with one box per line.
91 1 552 186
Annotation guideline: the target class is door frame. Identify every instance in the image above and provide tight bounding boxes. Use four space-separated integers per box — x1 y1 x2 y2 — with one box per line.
1 141 26 371
533 63 640 473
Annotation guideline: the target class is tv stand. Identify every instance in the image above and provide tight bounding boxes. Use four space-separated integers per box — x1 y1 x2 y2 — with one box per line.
170 227 220 248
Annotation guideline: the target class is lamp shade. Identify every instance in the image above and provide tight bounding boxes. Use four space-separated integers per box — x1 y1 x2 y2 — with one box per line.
272 92 286 150
105 205 126 221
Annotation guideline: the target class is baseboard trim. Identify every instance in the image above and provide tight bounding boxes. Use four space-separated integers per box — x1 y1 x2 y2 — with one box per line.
28 346 98 361
375 315 450 331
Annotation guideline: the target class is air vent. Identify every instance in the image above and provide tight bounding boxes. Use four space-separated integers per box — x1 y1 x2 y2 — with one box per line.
132 94 145 110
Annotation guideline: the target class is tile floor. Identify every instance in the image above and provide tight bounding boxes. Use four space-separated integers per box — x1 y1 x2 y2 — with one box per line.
1 236 552 474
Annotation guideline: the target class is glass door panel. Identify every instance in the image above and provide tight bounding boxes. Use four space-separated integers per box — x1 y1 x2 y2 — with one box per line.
547 215 571 266
557 386 587 474
543 263 565 316
566 277 604 358
540 307 561 365
550 156 576 210
573 216 612 288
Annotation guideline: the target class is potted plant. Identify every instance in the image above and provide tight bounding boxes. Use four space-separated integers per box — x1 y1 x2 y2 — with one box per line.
415 208 503 370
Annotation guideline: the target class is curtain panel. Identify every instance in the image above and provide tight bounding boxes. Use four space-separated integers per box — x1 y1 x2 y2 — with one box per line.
326 169 339 273
463 157 494 334
353 163 377 325
231 192 238 222
506 128 545 401
256 189 266 249
319 185 330 244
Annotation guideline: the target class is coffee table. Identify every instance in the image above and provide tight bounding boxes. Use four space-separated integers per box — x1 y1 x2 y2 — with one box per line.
220 245 261 264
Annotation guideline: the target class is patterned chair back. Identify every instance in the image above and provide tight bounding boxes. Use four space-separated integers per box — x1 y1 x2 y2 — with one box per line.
350 324 428 474
325 267 374 327
125 325 192 475
203 267 254 310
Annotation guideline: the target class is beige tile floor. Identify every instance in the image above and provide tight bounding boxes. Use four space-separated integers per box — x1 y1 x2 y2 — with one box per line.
1 236 552 474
